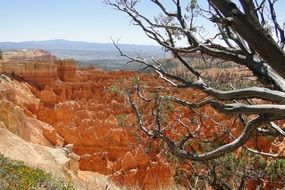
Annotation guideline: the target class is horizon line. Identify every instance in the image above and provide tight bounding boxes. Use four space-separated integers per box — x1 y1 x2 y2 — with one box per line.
0 39 160 47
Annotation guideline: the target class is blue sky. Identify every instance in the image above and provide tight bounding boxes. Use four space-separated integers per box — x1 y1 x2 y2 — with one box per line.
0 0 284 45
0 0 159 44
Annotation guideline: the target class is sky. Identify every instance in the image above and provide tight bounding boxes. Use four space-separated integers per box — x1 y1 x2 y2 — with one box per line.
0 0 159 45
0 0 284 45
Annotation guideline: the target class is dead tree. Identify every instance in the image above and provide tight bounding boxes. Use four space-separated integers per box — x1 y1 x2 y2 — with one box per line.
106 0 285 188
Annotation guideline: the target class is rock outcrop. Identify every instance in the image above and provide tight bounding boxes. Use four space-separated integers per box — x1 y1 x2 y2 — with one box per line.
0 128 120 190
0 76 31 141
0 49 76 88
0 60 58 88
26 68 175 190
0 98 30 141
1 49 57 61
56 59 76 82
0 72 121 189
2 50 284 190
0 50 177 189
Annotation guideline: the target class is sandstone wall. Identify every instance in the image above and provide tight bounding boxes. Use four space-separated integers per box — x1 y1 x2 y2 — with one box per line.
0 49 77 88
0 89 31 141
56 60 76 82
1 60 58 88
0 59 76 89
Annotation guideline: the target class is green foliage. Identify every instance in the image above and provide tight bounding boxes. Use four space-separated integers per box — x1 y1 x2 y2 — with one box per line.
160 97 175 112
255 155 267 169
0 154 74 190
156 97 175 126
266 158 285 182
115 114 128 127
212 152 285 187
108 78 129 96
216 153 243 172
131 76 140 86
173 152 285 189
108 84 119 94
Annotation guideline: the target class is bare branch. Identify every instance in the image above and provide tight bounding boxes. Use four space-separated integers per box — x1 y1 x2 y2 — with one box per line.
245 147 285 159
269 122 285 136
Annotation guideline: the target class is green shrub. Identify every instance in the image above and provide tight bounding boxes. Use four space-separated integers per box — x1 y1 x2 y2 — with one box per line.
0 154 75 190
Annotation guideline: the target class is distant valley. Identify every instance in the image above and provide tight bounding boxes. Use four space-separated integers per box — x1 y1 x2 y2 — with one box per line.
0 39 166 70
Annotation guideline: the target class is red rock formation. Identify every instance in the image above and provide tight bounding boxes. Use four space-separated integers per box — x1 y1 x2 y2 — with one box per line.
2 51 283 189
56 59 76 82
39 89 58 107
0 50 76 89
0 97 31 141
1 60 58 88
25 67 253 189
0 75 65 147
0 80 31 141
0 51 175 189
23 68 175 189
42 123 64 147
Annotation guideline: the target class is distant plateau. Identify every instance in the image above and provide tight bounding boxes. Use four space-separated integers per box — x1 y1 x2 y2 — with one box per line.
0 39 167 70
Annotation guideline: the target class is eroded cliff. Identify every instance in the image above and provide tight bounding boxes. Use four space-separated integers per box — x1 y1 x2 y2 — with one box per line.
0 50 174 189
1 50 284 190
0 49 76 88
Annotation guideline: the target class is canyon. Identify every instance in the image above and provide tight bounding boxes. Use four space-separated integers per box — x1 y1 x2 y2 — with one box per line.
0 50 284 189
0 50 175 189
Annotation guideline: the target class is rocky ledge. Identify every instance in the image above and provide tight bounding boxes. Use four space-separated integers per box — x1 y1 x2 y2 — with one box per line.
0 49 76 88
